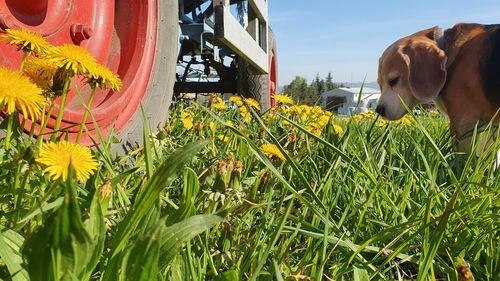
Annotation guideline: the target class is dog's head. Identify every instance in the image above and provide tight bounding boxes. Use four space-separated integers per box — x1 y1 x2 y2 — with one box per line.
376 27 448 120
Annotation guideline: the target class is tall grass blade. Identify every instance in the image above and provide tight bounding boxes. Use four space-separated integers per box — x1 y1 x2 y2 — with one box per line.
102 141 208 281
141 106 154 179
0 226 29 281
417 189 460 280
80 189 106 281
159 213 225 270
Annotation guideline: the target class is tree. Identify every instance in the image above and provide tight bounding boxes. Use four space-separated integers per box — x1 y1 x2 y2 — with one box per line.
325 72 337 91
310 73 324 96
282 73 339 105
283 76 310 103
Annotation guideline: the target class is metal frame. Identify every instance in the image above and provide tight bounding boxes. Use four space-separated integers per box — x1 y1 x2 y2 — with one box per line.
213 0 268 74
175 0 269 95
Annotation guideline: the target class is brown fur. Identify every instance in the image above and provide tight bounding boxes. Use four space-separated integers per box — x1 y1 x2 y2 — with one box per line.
377 23 500 138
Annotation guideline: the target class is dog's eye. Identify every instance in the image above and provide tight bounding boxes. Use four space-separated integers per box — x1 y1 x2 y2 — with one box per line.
388 77 399 87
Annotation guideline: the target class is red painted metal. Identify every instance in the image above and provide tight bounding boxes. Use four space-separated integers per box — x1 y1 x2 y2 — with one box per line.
70 24 93 45
0 0 159 145
269 48 277 108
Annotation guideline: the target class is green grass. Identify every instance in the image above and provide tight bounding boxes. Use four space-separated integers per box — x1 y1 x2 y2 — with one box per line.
0 100 498 281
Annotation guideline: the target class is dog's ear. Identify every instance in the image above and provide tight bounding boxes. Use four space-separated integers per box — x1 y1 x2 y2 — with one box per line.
399 42 447 101
415 26 440 40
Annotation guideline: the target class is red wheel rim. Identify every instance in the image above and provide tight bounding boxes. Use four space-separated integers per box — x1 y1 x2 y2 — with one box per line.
269 47 277 108
0 0 158 145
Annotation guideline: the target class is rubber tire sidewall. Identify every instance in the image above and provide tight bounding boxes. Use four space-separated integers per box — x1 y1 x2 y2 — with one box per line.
237 28 278 113
115 0 178 153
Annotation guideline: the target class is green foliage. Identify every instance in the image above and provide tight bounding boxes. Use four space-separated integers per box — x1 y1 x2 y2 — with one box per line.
22 167 94 280
283 72 338 105
0 99 498 280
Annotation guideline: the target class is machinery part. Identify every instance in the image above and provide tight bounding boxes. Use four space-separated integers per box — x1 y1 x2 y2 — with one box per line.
237 27 278 112
70 24 93 45
0 0 178 151
118 0 178 152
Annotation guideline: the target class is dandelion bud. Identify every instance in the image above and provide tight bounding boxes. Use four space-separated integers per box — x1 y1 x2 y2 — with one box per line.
456 259 473 281
208 93 217 107
194 121 203 132
225 155 234 171
261 170 271 185
233 160 243 178
164 123 172 134
98 176 112 200
217 159 227 176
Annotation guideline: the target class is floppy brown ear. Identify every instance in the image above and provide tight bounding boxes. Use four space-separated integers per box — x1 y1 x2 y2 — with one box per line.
412 26 440 40
399 42 447 101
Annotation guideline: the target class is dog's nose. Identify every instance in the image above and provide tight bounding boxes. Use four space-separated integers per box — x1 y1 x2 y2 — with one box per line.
375 105 385 116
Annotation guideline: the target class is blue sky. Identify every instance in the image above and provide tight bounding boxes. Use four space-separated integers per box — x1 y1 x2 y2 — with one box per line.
268 0 500 86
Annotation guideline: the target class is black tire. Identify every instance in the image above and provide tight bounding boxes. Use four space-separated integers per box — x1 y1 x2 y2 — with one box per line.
237 28 278 112
117 1 178 152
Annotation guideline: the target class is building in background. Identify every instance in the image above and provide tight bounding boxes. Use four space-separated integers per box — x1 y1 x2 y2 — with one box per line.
322 87 381 115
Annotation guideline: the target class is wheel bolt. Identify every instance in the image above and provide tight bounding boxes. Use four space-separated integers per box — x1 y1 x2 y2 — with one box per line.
0 14 19 31
70 24 93 45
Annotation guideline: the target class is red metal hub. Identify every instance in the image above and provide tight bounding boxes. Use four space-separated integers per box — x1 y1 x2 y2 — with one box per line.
0 0 159 145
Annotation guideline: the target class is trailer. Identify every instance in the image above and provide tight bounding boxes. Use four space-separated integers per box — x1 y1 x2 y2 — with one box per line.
322 87 381 115
0 0 277 150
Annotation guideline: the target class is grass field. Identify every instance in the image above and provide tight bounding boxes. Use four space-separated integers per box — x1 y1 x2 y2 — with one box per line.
0 28 499 281
1 94 499 280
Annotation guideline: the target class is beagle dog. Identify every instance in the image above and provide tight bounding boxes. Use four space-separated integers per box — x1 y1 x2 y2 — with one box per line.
376 23 499 150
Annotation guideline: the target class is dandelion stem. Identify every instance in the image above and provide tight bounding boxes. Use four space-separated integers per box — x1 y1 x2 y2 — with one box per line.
76 88 96 144
52 77 71 140
36 100 55 150
19 52 28 72
28 109 41 141
20 118 27 135
14 168 30 224
5 113 15 150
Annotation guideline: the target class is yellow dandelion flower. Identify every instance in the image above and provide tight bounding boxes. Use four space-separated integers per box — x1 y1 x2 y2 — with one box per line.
273 94 294 105
36 141 99 182
261 143 286 162
323 111 333 118
364 111 376 119
209 121 217 133
311 106 323 116
218 134 230 143
306 122 323 136
45 44 97 76
225 120 234 127
243 98 260 111
353 114 364 122
0 67 45 120
395 115 412 125
300 113 308 122
288 105 298 114
24 57 58 89
318 115 331 128
212 97 228 111
88 63 122 91
277 106 290 116
264 108 277 122
377 119 388 127
430 109 440 116
2 28 51 54
239 106 252 123
332 124 344 134
229 95 244 106
181 111 194 130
